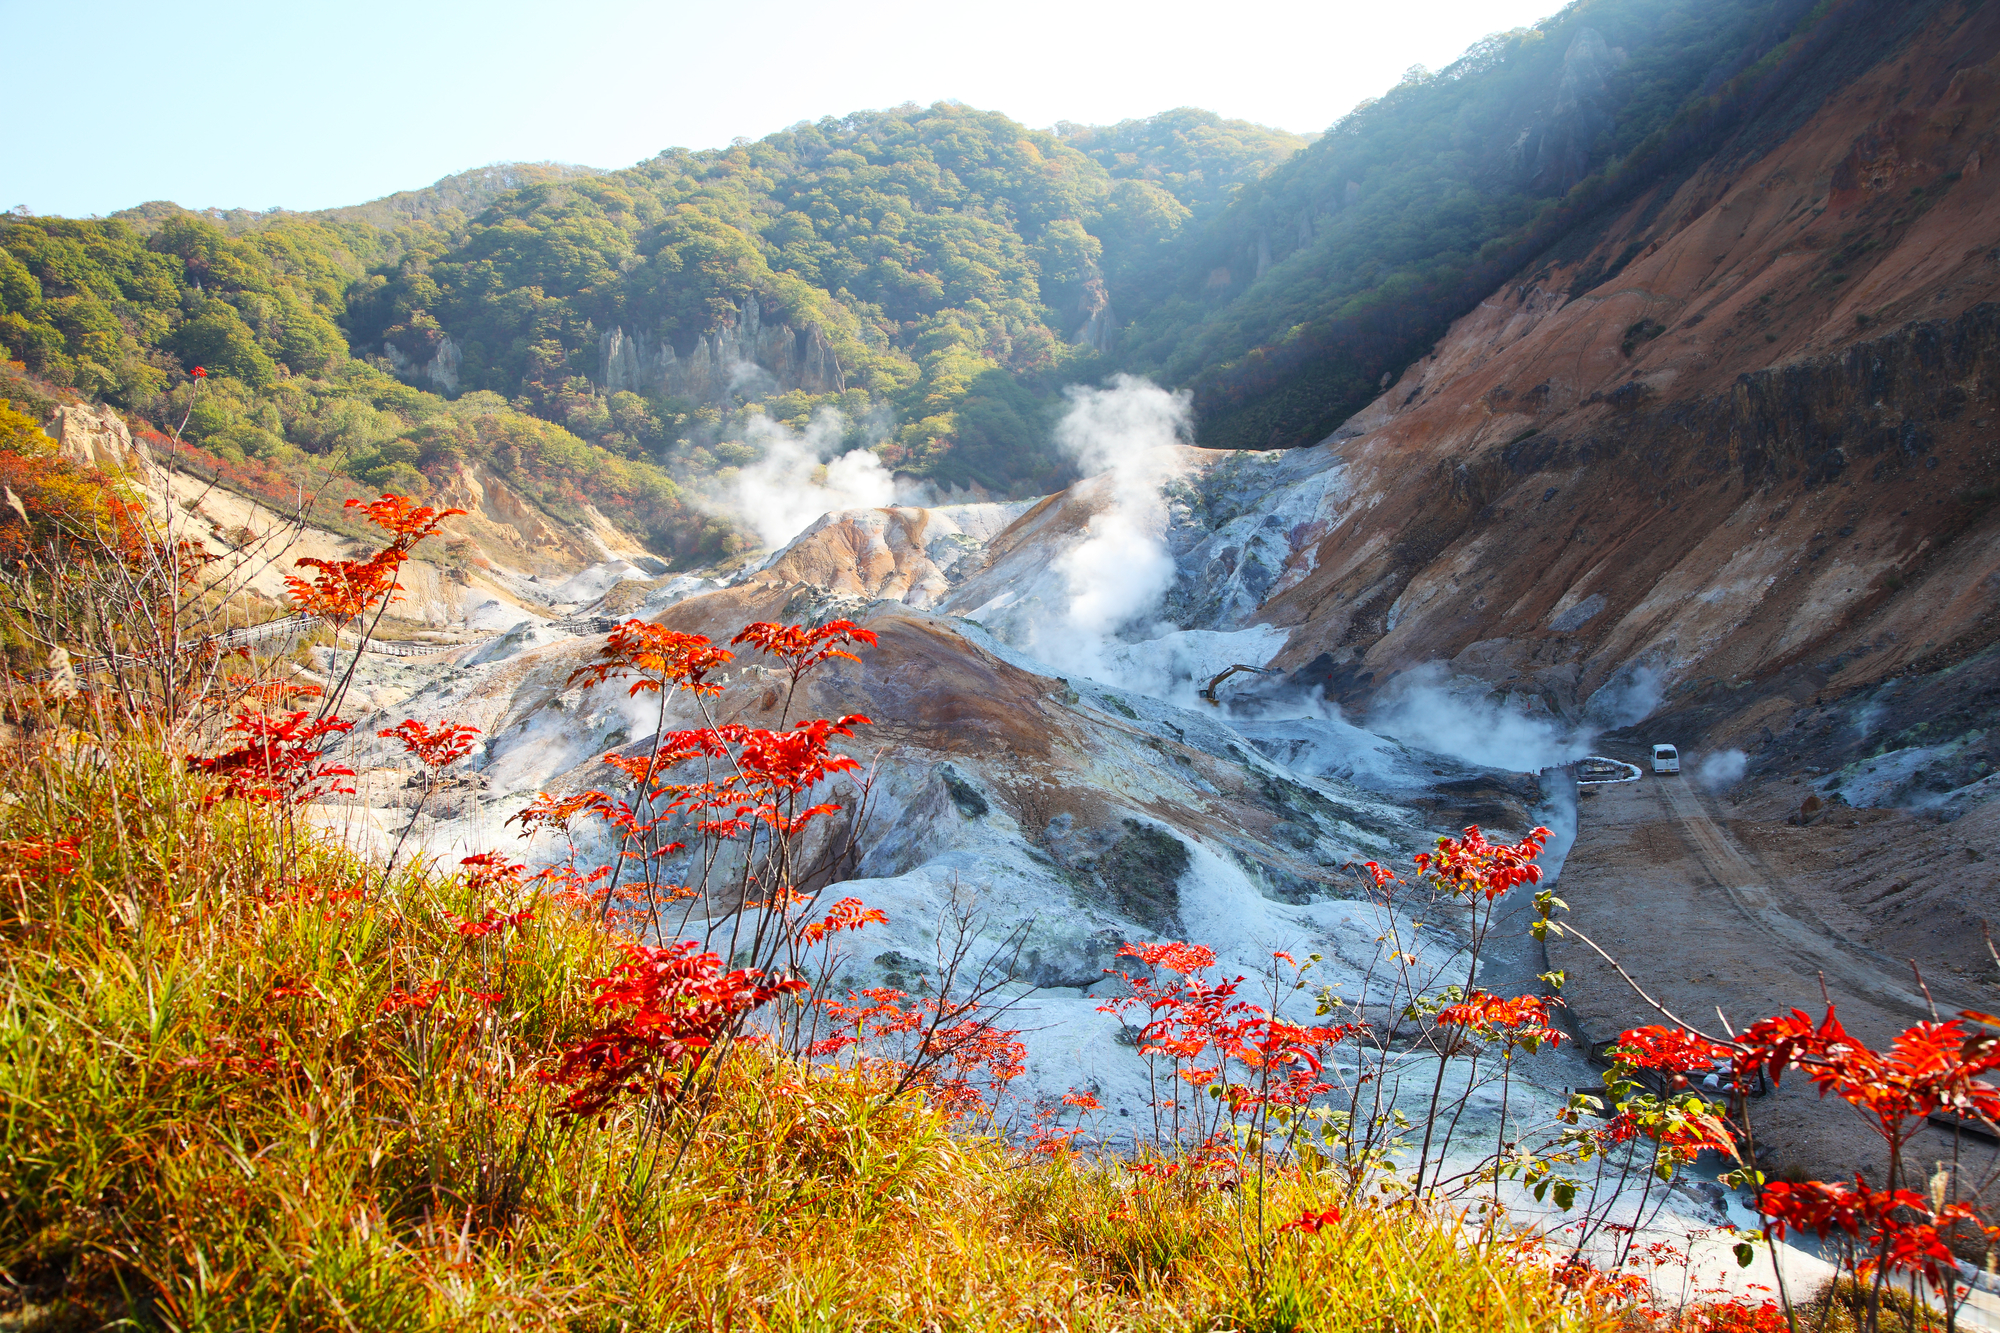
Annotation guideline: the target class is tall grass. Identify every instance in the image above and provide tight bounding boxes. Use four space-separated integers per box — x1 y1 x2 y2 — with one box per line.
0 718 1621 1331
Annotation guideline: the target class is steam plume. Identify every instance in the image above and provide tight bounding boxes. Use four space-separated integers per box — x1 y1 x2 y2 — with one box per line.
1586 665 1662 730
1370 660 1674 775
1371 664 1590 772
1033 376 1190 678
717 408 917 548
1695 749 1747 788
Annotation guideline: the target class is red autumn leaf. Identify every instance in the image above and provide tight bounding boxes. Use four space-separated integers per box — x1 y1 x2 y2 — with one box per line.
1277 1207 1342 1234
539 940 807 1118
1614 1025 1731 1073
731 618 878 683
797 896 890 945
567 622 734 699
1413 824 1553 902
380 718 480 768
187 708 355 805
1441 991 1565 1049
379 978 446 1014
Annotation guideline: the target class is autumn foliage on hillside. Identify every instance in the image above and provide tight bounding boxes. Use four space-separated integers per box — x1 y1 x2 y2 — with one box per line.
0 398 141 562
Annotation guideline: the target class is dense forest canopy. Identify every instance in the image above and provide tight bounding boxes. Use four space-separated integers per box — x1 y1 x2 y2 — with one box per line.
342 105 1311 491
0 210 708 556
1137 0 1840 447
0 0 1863 548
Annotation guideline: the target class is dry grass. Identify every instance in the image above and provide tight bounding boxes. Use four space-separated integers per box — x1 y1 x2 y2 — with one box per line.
0 720 1622 1332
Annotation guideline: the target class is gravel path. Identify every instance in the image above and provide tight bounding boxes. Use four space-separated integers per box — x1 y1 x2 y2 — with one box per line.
1549 769 2000 1186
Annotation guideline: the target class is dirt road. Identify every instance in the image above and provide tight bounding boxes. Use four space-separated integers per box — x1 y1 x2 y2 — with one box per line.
1654 775 1983 1020
1548 769 1997 1182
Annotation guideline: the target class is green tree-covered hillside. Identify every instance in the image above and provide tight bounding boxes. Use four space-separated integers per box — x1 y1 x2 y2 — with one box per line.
0 211 710 557
347 105 1308 490
0 0 1878 533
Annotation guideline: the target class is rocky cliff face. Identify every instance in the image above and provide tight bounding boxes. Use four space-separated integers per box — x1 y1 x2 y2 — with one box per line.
1504 27 1628 194
1222 0 2000 751
1071 278 1116 354
383 334 461 394
599 296 846 404
49 403 152 474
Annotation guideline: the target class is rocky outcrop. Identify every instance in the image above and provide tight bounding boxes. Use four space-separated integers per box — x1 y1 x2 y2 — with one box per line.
743 503 1031 612
1489 305 2000 496
1072 278 1116 354
382 334 460 394
48 403 152 475
1504 27 1626 194
600 297 845 404
430 462 593 572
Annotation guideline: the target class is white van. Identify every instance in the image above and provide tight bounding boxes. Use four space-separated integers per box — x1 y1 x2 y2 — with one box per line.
1651 744 1680 774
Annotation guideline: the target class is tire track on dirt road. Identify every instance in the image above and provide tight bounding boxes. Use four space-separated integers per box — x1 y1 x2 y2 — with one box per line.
1652 776 1979 1024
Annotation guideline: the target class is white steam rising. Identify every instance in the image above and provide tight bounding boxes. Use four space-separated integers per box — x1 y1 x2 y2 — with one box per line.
1371 662 1673 775
1032 375 1191 678
717 409 920 548
1696 748 1748 788
1586 665 1662 730
1371 664 1591 772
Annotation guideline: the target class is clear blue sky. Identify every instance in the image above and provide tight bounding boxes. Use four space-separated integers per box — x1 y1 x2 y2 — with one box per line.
6 0 1567 218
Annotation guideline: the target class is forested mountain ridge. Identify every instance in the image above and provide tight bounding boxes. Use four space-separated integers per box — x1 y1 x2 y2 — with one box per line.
108 163 604 239
0 107 1307 547
345 106 1310 491
1121 0 1891 448
0 0 1928 553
